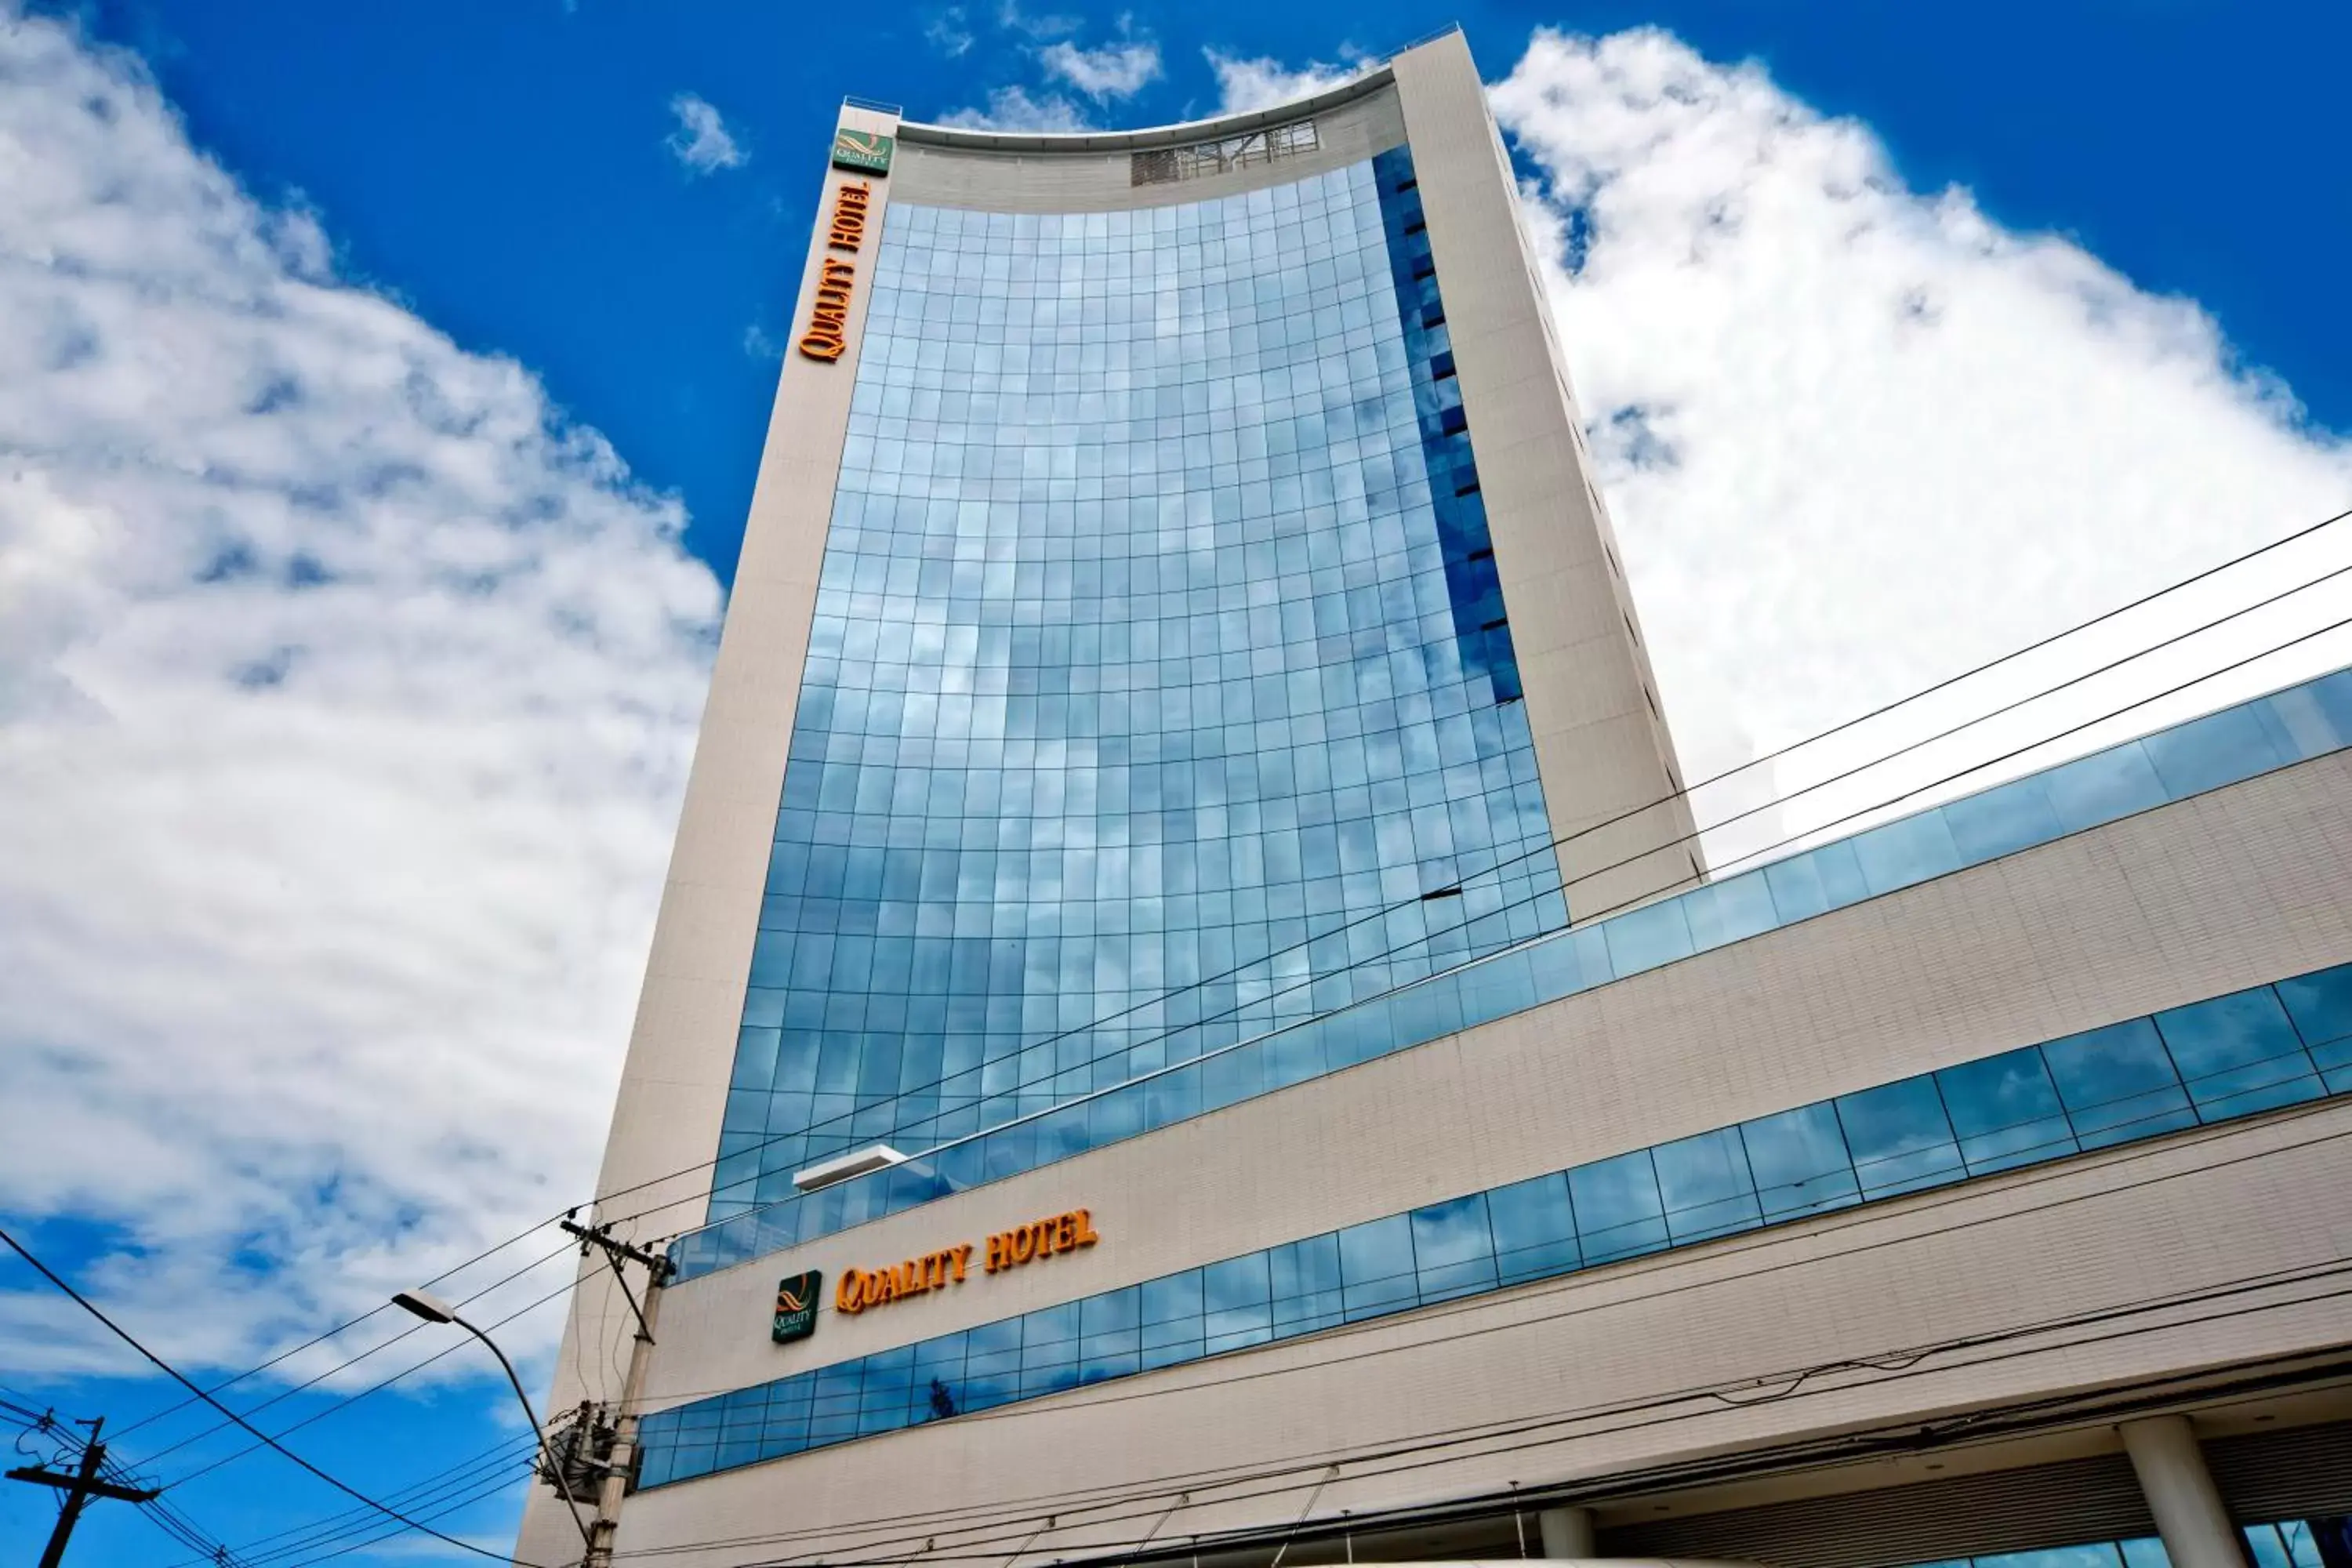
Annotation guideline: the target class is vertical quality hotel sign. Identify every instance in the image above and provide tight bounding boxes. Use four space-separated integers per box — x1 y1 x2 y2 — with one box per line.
797 177 872 363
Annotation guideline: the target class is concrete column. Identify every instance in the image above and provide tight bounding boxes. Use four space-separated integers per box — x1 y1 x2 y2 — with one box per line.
2120 1416 2245 1568
1537 1506 1597 1559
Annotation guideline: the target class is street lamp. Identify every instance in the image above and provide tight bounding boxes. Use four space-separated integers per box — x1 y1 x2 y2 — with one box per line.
391 1289 597 1553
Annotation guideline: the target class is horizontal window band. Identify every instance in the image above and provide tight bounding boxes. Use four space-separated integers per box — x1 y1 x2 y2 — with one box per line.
640 954 2352 1489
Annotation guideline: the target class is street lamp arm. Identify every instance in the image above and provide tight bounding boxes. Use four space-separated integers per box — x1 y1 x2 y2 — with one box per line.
449 1312 597 1555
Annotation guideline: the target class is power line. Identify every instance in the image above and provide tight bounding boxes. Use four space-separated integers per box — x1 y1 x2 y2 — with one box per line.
124 1237 578 1472
98 572 2352 1548
577 499 2352 1228
0 1224 552 1568
65 502 2352 1541
154 1432 541 1568
626 593 2352 1260
107 1217 570 1446
231 1444 542 1568
596 1254 2352 1566
583 1100 2352 1562
153 1270 581 1496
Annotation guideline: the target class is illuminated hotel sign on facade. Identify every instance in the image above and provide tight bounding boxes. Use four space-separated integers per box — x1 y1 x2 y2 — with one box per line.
828 1209 1100 1318
797 179 873 363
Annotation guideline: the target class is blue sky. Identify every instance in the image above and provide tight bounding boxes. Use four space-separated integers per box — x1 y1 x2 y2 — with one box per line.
75 0 2352 580
3 1 2349 1565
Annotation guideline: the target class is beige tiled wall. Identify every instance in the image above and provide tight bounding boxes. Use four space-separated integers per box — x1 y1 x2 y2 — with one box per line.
1389 34 1699 916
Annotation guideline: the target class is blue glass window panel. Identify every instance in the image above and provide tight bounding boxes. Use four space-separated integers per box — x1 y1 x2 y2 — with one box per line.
1022 1301 1080 1354
1935 1047 2077 1174
1079 1287 1142 1381
1975 1545 2128 1568
732 1028 782 1090
1486 1171 1579 1283
1568 1148 1668 1265
1737 1102 1861 1221
2274 964 2352 1091
1140 1317 1205 1372
1336 1214 1419 1320
2151 986 2322 1119
1201 1252 1273 1353
1392 982 1468 1051
1087 1081 1149 1148
2039 741 2169 834
1652 1126 1763 1242
1762 840 1871 925
1459 949 1540 1029
1409 1193 1498 1301
2245 1525 2295 1568
1140 1268 1203 1326
1940 775 2067 865
1270 1233 1346 1336
2266 671 2352 759
1202 1040 1268 1111
1682 871 1780 953
1261 1022 1327 1091
2140 703 2285 799
1847 810 1964 898
1834 1076 1963 1198
1524 924 1612 1000
2041 1018 2196 1149
1601 897 1696 975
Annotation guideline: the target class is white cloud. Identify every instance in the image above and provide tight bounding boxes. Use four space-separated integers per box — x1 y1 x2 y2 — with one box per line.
995 0 1080 40
1040 38 1162 101
742 321 782 361
664 91 744 174
1488 29 2352 873
936 84 1094 133
0 8 718 1382
926 5 975 58
1205 49 1366 114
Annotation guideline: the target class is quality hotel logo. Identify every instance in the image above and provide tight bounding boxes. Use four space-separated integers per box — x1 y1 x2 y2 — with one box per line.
771 1269 822 1345
832 129 895 176
770 1209 1102 1341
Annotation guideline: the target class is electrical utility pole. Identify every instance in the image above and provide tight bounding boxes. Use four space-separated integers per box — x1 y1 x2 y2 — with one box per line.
6 1417 159 1568
558 1215 673 1568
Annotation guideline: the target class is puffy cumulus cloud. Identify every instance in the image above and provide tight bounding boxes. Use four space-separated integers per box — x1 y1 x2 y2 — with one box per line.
1206 49 1367 115
665 90 744 173
936 83 1094 133
1488 28 2352 871
0 9 719 1380
1040 38 1162 101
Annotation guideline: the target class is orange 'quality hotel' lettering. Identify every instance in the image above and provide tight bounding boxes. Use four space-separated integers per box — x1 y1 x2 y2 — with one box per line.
833 1210 1099 1316
798 180 871 362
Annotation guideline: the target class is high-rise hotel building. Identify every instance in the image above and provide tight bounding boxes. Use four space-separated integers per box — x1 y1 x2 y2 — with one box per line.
522 31 2352 1568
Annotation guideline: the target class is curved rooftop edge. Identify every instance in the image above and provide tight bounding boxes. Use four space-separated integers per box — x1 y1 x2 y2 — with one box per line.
894 64 1399 157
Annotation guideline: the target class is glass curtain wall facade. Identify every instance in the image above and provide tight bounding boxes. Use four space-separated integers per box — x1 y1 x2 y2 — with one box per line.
711 147 1566 1223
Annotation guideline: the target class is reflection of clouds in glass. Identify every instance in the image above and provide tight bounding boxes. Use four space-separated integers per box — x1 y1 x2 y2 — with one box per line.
710 149 1566 1225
